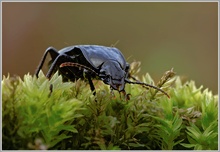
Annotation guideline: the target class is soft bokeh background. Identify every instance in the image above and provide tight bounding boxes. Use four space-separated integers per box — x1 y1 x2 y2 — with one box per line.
2 2 218 94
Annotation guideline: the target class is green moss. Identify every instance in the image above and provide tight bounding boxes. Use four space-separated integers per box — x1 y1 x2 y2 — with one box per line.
2 65 218 150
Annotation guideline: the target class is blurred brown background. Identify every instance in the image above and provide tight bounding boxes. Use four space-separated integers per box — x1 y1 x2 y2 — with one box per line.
2 2 218 94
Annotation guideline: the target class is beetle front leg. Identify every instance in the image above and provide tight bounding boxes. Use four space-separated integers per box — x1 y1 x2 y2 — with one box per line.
120 90 131 101
35 47 59 78
46 54 71 79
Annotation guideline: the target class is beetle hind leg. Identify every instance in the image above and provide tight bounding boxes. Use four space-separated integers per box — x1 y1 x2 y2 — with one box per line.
35 47 59 78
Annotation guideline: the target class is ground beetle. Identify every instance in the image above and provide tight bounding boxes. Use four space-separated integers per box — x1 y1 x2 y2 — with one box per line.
35 45 169 99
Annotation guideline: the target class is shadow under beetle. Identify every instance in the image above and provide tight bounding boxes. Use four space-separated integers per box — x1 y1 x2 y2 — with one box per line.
35 45 169 99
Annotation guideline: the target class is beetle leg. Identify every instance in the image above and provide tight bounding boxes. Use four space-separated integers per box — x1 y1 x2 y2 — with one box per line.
59 62 98 96
87 76 96 96
48 84 53 97
120 90 130 101
35 47 59 78
46 55 70 79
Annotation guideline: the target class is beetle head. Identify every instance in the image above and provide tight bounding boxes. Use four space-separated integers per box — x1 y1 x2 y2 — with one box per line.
99 60 126 92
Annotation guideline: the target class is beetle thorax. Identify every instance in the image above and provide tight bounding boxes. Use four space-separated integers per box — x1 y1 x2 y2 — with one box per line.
99 60 126 91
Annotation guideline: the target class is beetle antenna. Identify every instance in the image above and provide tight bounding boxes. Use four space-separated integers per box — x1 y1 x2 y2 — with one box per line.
125 79 170 98
60 62 99 75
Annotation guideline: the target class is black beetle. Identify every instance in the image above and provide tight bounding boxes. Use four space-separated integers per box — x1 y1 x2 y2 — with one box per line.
35 45 169 99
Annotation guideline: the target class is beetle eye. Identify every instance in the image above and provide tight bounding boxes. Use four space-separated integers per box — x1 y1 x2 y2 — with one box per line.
103 75 110 83
99 71 110 83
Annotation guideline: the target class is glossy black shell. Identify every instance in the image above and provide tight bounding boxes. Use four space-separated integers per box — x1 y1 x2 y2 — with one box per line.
59 45 127 70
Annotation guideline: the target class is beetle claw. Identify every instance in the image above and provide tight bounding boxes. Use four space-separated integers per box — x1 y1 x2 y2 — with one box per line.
121 90 130 101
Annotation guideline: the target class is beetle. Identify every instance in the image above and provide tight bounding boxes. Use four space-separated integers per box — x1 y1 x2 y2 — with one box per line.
35 45 169 99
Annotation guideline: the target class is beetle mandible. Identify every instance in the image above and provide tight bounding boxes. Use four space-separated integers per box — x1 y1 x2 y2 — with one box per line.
35 45 169 99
